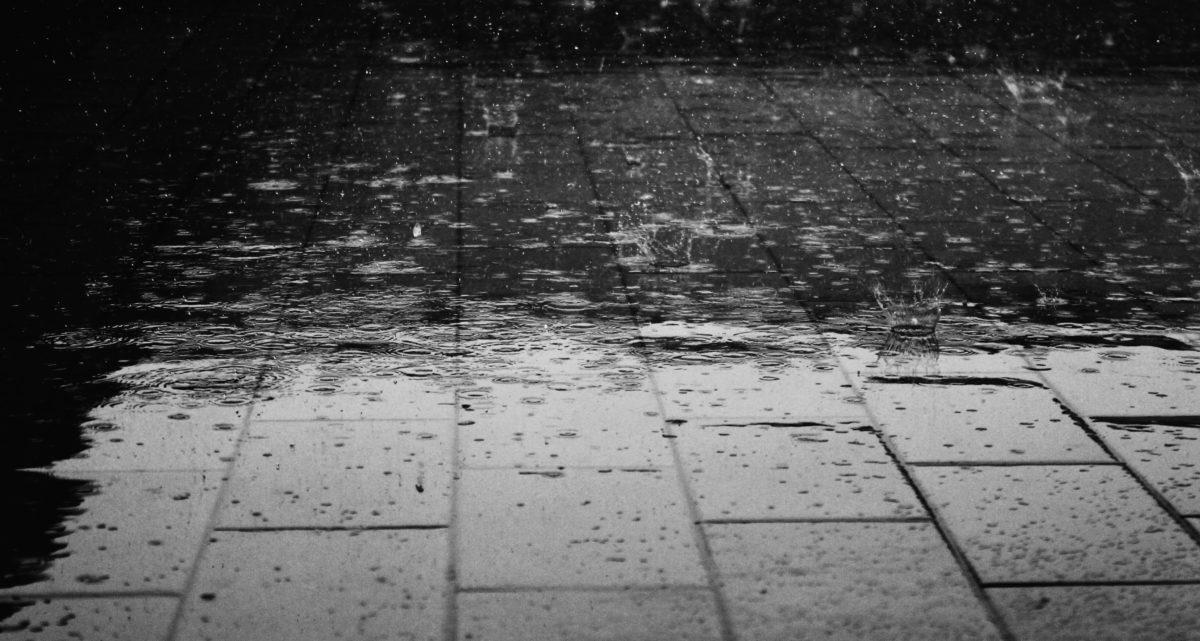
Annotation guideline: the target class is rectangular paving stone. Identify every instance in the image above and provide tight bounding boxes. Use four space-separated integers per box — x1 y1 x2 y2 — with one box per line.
456 589 723 641
1095 420 1200 515
458 376 673 469
219 420 452 528
175 529 445 641
457 468 706 588
51 404 243 472
914 465 1200 583
705 522 1002 641
675 419 923 521
862 376 1111 464
1033 346 1200 416
253 363 455 421
989 585 1200 641
0 596 177 640
652 360 864 421
0 472 220 595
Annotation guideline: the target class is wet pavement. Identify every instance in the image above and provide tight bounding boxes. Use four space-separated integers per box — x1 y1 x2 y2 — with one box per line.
3 1 1200 640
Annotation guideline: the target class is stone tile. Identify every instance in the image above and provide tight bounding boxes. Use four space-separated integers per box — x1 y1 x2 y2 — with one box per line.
706 522 1002 641
458 376 673 469
914 466 1200 583
457 469 706 588
456 589 723 641
675 420 923 520
1032 346 1200 417
253 364 455 421
1096 421 1200 515
219 420 453 528
652 360 863 421
176 530 445 641
0 596 177 640
0 472 221 595
989 585 1200 641
51 404 243 472
862 377 1111 463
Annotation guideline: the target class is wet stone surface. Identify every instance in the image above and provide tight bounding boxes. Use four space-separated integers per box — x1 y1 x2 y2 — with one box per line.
915 465 1200 583
456 589 724 641
989 585 1200 641
706 522 1004 641
5 1 1200 638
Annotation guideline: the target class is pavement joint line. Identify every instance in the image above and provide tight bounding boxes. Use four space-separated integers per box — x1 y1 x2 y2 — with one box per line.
904 460 1123 467
700 516 932 525
984 579 1200 589
164 7 383 639
445 55 469 641
831 356 1021 641
651 65 792 280
642 323 740 641
456 584 714 594
211 524 449 533
958 73 1176 211
949 73 1185 318
748 68 965 306
565 82 641 308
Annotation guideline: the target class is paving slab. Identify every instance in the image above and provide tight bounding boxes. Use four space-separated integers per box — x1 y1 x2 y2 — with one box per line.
219 420 453 528
989 585 1200 641
706 522 1003 641
456 589 723 641
457 468 706 589
0 596 177 640
652 359 864 421
1095 420 1200 516
1031 346 1200 417
458 375 672 469
674 419 923 520
175 529 445 641
0 472 220 595
861 376 1112 464
914 465 1200 583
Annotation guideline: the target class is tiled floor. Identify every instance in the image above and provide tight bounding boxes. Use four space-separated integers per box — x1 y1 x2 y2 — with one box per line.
4 1 1200 640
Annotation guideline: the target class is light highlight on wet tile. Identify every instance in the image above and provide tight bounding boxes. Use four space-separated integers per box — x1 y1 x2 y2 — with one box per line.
456 589 723 641
675 420 923 520
914 465 1200 582
175 530 445 641
706 522 1002 641
457 468 706 588
220 420 452 528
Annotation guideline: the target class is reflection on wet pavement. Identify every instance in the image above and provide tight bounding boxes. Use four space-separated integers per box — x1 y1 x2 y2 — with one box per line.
3 0 1200 639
